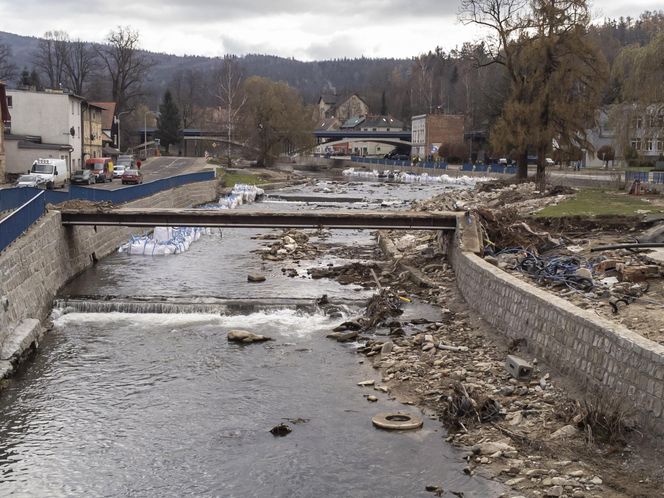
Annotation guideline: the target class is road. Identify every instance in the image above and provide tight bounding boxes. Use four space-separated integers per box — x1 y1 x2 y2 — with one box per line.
88 156 210 190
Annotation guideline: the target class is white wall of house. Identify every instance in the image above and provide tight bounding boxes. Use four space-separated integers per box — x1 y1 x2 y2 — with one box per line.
7 89 82 174
4 139 70 177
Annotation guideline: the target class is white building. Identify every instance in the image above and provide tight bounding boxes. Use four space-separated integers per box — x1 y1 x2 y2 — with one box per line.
5 89 84 177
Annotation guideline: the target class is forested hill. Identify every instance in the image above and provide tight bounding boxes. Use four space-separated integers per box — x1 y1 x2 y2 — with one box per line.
0 30 411 105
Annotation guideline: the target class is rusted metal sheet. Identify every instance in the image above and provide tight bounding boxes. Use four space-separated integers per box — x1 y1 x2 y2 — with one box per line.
59 208 459 230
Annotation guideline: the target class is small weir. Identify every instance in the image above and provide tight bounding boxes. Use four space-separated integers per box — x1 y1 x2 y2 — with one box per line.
54 296 365 315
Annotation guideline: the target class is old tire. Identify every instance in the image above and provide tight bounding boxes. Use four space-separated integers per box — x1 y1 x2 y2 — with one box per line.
372 412 423 431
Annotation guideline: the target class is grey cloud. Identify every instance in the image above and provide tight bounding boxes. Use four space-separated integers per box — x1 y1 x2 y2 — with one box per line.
302 35 367 60
11 0 458 25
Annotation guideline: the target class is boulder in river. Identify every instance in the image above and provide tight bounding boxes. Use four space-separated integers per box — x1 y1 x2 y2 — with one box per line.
227 330 273 344
326 331 359 342
247 273 267 283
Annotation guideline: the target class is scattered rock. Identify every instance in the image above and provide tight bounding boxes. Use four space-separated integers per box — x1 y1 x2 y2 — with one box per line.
270 423 292 437
326 331 359 342
227 330 273 343
472 441 516 455
549 425 577 440
247 273 267 282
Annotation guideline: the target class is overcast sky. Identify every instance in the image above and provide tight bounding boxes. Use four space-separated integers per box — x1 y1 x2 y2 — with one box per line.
0 1 661 60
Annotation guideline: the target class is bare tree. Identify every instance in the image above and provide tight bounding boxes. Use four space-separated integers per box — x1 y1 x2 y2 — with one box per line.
214 55 247 166
171 68 203 129
0 43 17 82
97 26 154 113
64 39 97 95
32 30 70 89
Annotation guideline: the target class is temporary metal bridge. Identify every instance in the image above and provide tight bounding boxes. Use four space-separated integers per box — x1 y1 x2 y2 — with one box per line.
59 208 460 231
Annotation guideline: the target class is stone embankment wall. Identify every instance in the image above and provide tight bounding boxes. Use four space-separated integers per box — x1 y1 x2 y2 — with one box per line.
449 243 664 434
0 180 217 367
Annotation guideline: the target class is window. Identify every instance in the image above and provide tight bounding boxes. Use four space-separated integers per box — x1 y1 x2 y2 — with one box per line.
631 138 642 151
646 139 654 152
6 96 12 108
657 139 663 152
633 116 643 129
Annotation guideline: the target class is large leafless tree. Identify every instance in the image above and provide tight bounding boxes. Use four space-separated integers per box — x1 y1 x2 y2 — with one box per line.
171 68 203 129
0 43 17 82
214 55 247 166
97 26 154 113
31 30 70 89
64 39 98 95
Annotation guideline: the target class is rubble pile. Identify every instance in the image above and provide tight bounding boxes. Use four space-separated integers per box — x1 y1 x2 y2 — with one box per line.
413 182 572 216
344 259 646 497
254 229 322 261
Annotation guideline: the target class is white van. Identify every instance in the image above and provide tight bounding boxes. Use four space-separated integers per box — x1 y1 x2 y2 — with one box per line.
29 158 68 189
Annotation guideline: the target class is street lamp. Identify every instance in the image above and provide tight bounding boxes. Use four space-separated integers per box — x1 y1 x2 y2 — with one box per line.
144 110 158 161
116 109 133 152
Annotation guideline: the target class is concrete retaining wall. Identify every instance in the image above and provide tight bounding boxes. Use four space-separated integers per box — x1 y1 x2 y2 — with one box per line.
449 243 664 434
0 180 217 371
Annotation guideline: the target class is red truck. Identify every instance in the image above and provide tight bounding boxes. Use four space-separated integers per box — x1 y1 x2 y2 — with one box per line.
84 157 114 183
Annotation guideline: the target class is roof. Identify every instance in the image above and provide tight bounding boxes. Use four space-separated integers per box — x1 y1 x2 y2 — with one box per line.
17 140 73 151
315 117 340 131
319 94 337 105
361 115 404 129
7 88 85 100
340 116 365 129
91 101 117 130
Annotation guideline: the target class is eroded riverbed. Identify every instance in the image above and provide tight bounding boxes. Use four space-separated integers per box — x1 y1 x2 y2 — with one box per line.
0 177 505 497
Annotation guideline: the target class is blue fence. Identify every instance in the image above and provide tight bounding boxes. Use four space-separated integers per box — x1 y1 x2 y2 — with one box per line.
350 156 448 170
0 191 46 253
652 172 664 184
0 186 44 213
0 170 216 254
625 171 650 183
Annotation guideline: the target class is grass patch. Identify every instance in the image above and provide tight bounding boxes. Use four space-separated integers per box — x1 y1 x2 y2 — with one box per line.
535 188 663 217
218 169 268 187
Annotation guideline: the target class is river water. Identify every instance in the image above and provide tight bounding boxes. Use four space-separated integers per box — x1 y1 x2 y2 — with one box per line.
0 177 504 497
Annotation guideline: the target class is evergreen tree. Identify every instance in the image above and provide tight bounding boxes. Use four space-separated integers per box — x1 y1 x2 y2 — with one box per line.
157 90 181 154
380 90 387 115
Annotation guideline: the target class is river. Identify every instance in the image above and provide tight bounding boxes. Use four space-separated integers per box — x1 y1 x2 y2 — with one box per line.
0 176 504 497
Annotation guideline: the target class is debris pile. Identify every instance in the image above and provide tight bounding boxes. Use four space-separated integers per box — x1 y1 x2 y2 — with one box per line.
255 229 322 261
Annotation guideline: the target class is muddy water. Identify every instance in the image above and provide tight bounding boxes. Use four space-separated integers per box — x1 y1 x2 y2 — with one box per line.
0 180 505 496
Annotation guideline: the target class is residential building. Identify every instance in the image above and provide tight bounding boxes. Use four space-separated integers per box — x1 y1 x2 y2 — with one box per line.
82 102 105 161
411 113 465 161
0 82 9 181
583 109 616 168
6 88 84 176
317 93 369 122
90 101 118 151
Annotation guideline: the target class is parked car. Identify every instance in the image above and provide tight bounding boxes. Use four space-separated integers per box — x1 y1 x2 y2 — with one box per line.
71 169 95 185
113 164 126 179
15 174 43 188
121 169 143 185
385 152 410 161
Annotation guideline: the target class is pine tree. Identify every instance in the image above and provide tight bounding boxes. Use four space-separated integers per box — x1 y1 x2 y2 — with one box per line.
157 90 180 154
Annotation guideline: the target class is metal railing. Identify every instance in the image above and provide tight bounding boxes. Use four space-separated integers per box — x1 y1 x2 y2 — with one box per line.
0 190 46 253
0 170 216 254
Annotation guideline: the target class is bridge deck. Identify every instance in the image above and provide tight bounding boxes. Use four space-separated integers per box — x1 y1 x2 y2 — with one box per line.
59 208 459 230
